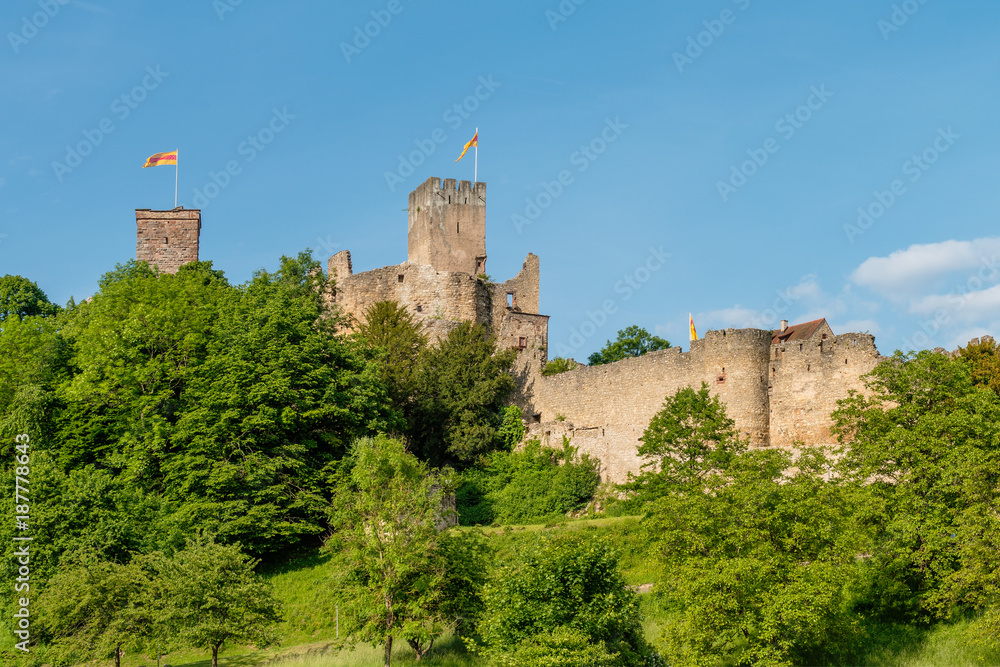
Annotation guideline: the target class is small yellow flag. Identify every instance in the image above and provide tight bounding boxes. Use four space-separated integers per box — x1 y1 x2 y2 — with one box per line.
454 132 478 162
689 313 698 342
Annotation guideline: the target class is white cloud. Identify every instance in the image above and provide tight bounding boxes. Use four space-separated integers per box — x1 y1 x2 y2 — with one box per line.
698 305 762 329
910 283 1000 321
851 237 1000 297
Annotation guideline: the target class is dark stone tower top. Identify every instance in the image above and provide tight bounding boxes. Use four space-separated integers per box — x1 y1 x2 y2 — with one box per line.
407 177 486 275
136 208 201 274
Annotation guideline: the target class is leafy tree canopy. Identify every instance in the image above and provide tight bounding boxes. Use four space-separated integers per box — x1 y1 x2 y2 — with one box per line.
327 435 457 666
474 534 659 666
833 350 1000 623
622 382 746 503
156 536 281 667
357 300 427 413
587 326 669 366
645 448 864 667
409 321 516 466
0 274 59 321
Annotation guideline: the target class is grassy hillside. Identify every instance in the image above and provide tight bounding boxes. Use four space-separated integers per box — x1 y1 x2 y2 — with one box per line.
19 514 1000 666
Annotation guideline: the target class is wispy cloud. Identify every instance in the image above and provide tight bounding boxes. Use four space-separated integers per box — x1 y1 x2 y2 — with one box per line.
851 237 1000 297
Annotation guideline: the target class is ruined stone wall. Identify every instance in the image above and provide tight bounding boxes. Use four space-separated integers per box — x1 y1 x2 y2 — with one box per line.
408 178 487 276
490 254 540 328
327 257 489 337
521 329 773 482
769 332 881 447
135 208 200 274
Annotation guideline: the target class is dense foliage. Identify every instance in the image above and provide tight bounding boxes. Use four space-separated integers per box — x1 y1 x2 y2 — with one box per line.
474 535 661 666
587 325 670 366
408 321 517 466
457 438 601 526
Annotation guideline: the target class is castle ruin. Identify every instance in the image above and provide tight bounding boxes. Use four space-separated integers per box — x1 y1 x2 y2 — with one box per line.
136 177 883 483
327 177 883 482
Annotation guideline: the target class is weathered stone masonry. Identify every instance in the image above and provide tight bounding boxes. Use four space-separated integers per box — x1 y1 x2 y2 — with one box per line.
135 208 201 274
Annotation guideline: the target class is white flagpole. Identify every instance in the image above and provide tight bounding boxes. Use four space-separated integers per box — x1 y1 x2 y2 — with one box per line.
174 149 178 208
474 127 478 183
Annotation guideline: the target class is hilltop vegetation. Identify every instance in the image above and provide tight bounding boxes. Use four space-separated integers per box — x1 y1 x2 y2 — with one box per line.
3 255 1000 666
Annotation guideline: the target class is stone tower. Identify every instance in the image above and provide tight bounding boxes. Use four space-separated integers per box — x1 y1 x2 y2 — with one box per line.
135 208 201 274
407 177 487 275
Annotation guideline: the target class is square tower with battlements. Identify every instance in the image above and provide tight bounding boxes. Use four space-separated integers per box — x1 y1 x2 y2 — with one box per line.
135 208 201 274
407 177 487 275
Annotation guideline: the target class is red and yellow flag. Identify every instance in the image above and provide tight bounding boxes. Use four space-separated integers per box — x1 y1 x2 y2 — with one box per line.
143 150 178 168
689 313 698 342
454 132 477 162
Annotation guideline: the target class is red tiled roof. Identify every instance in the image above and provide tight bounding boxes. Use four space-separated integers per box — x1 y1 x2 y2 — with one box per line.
772 318 828 345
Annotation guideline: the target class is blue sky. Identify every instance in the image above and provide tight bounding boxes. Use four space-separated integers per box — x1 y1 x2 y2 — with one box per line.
3 0 999 358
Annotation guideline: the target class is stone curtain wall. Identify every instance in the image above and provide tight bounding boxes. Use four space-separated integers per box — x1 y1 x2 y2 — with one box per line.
522 328 880 483
769 332 881 447
135 208 201 274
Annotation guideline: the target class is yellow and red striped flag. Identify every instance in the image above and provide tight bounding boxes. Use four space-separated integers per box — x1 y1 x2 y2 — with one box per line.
454 132 477 162
143 150 178 168
689 313 698 342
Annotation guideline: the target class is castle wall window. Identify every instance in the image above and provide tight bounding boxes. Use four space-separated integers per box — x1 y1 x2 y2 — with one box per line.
518 336 527 349
507 293 514 307
398 274 404 283
416 305 422 312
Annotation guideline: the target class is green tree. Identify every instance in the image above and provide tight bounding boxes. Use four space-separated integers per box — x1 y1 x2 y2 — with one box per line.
833 351 1000 623
410 322 516 466
36 553 158 667
50 254 396 558
474 534 658 666
959 336 1000 395
587 326 669 366
157 537 281 667
622 383 746 502
496 405 525 450
457 438 601 526
357 300 427 412
646 448 863 667
327 435 455 666
0 274 59 321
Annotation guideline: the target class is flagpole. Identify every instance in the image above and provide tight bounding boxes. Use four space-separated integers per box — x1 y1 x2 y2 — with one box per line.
474 127 478 183
174 149 178 208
